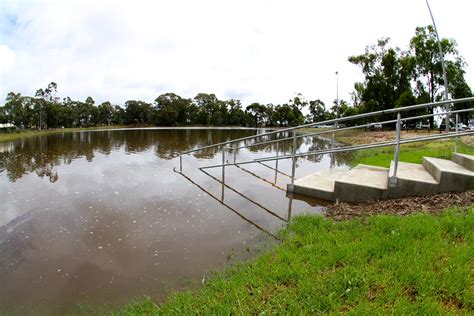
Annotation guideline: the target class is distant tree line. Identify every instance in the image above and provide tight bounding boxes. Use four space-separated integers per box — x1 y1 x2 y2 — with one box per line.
0 88 338 129
0 25 472 130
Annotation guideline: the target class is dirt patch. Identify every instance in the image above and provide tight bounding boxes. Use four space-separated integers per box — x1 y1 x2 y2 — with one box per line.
325 191 474 221
337 130 425 145
334 129 474 146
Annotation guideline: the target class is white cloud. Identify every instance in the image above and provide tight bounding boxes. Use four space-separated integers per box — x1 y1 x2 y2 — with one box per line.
0 45 16 75
0 0 473 107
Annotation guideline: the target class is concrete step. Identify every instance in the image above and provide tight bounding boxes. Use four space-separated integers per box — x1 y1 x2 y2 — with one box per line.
334 164 388 202
289 169 347 201
388 161 438 198
422 157 474 193
452 153 474 171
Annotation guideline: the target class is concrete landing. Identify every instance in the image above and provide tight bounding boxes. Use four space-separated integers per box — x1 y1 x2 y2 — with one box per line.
334 165 388 202
291 169 346 201
452 153 474 171
423 157 474 193
388 161 438 198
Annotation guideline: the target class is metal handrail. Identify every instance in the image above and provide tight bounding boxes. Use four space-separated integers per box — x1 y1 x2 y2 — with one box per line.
174 97 473 191
199 130 474 169
234 107 474 151
176 97 474 157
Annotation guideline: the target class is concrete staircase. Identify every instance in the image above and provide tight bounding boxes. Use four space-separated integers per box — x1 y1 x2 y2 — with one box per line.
288 153 474 203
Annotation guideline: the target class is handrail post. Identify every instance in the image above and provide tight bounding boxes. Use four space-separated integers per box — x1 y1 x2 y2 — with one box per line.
455 113 459 153
290 131 297 185
233 146 237 164
222 148 225 183
275 141 279 172
179 156 183 173
274 141 279 183
389 112 401 188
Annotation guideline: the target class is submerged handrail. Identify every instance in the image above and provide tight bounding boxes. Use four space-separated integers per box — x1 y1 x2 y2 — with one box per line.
198 130 474 169
174 97 473 190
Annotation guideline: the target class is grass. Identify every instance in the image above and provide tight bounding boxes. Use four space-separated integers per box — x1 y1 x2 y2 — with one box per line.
298 127 474 168
0 125 127 143
351 139 474 168
111 207 474 315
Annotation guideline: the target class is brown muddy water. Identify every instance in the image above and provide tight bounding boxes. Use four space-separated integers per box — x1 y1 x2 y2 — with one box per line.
0 128 350 314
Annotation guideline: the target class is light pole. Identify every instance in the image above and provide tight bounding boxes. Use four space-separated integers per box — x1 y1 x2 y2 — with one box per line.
426 0 450 131
335 71 339 119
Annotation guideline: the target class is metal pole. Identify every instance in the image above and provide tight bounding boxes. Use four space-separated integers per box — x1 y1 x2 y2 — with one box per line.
222 148 225 183
179 155 183 172
426 0 450 132
389 112 401 188
287 195 293 223
455 113 459 153
290 131 297 185
336 71 339 119
233 146 237 164
275 141 279 183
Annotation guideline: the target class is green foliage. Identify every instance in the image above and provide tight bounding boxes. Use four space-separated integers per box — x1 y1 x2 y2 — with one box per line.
112 208 474 314
350 25 472 128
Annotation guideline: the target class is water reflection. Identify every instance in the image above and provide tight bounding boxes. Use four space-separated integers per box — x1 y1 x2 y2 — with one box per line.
0 129 259 183
0 129 352 183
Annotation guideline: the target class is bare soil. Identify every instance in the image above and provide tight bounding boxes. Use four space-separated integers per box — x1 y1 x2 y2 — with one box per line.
325 190 474 221
336 129 473 145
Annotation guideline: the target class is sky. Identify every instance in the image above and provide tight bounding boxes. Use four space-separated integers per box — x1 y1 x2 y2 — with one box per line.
0 0 473 108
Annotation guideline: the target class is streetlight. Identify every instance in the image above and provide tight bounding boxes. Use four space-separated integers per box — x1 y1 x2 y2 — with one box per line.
426 0 450 131
335 71 339 119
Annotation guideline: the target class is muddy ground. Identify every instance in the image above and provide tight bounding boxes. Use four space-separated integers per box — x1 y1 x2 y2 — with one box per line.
325 190 474 221
335 129 474 145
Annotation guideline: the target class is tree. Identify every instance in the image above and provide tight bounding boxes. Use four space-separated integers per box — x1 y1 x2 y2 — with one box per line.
409 25 472 125
193 93 222 125
4 92 26 127
154 93 192 126
226 99 247 126
124 100 153 125
98 101 114 125
308 99 328 123
34 82 58 129
349 38 415 117
246 103 267 127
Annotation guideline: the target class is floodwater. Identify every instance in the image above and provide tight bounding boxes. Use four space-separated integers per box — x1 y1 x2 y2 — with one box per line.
0 128 350 314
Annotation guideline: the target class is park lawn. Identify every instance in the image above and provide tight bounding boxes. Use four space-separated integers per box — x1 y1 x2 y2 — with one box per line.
350 139 474 168
298 127 474 168
0 125 127 143
111 207 474 315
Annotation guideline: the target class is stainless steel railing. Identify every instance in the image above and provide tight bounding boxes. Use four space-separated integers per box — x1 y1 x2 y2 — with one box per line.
174 97 474 189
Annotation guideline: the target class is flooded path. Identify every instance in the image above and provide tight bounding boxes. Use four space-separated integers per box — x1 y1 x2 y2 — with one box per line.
0 128 350 314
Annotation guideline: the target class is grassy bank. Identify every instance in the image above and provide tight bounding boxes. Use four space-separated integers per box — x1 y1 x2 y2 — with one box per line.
0 125 128 143
351 139 474 168
113 207 473 314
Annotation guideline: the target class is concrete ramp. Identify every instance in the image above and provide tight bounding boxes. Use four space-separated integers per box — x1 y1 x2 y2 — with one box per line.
288 153 474 202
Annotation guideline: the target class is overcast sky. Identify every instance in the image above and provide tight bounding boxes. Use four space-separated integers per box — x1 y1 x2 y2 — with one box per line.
0 0 473 108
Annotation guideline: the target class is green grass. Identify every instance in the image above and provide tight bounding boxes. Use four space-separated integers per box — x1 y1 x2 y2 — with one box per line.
111 207 474 315
0 125 127 143
351 139 474 168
